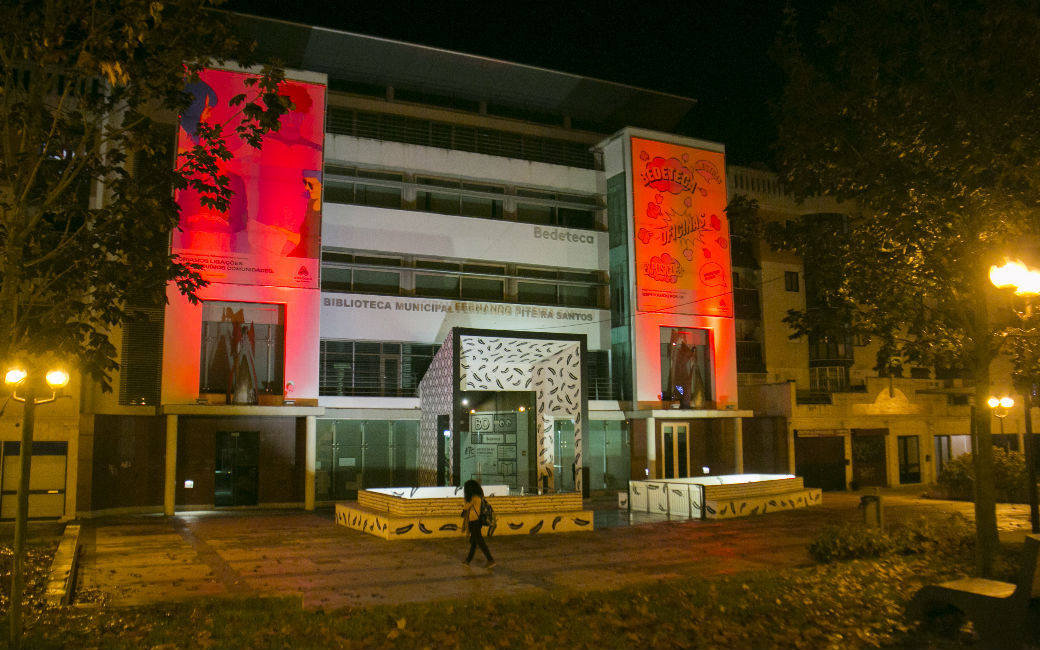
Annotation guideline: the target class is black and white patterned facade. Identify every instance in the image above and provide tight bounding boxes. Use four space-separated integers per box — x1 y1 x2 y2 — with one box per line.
458 334 584 493
417 333 454 485
418 329 587 493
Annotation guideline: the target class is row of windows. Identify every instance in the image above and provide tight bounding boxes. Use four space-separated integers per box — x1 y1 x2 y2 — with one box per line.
325 107 600 170
319 340 615 399
321 252 606 308
323 165 600 230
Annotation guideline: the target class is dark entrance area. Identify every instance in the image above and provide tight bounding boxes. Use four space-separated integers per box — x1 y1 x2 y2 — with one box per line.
851 429 888 488
794 434 846 491
215 431 259 506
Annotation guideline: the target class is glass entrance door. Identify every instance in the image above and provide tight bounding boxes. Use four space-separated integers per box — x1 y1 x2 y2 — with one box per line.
554 420 576 492
214 431 259 506
660 422 690 478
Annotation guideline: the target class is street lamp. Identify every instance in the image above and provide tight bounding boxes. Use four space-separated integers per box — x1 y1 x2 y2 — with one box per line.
990 259 1040 534
988 395 1014 436
4 364 69 649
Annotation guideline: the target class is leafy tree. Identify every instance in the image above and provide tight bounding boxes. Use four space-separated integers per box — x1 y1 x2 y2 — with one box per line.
771 0 1040 576
0 0 288 388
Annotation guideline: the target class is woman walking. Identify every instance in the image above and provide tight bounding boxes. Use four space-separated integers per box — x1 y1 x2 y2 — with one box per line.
461 479 495 568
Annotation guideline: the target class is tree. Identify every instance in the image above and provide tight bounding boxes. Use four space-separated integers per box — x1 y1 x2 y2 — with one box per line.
771 0 1040 576
0 2 289 646
0 0 288 389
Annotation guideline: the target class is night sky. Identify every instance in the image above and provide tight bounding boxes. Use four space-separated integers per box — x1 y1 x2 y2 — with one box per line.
223 1 830 167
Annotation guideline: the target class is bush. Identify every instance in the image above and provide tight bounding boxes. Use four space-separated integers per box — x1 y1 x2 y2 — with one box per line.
937 448 1030 503
808 514 973 563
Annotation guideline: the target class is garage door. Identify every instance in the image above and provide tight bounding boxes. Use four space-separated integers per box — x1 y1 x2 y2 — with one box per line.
1 441 68 519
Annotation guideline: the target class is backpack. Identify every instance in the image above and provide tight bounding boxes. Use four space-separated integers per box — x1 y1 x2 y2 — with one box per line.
478 498 496 528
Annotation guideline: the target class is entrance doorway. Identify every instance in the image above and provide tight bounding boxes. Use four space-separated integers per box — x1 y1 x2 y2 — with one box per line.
851 429 888 488
215 431 259 506
659 422 690 479
794 434 846 491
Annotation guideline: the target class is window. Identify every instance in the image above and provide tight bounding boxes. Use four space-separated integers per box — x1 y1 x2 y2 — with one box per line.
897 435 921 484
119 303 164 406
321 253 402 295
785 271 800 292
659 327 714 407
516 188 598 230
415 177 504 219
319 340 439 397
323 168 403 209
200 301 285 402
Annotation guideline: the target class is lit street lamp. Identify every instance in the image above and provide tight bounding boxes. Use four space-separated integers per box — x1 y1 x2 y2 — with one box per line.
4 364 69 649
990 259 1040 534
987 395 1014 436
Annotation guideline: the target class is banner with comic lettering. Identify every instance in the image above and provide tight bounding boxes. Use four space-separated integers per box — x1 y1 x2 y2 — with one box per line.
630 137 732 317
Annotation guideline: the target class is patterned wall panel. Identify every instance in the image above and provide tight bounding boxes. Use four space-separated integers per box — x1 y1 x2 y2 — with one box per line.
418 332 455 486
459 335 582 493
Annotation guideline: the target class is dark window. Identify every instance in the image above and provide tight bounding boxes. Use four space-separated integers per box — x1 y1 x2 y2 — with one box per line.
319 340 440 397
785 271 800 292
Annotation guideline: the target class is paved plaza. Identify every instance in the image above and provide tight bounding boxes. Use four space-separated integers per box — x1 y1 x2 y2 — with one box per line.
68 488 1035 610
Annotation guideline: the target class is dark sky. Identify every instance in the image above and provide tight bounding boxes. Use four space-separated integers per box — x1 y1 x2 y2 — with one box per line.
224 1 827 167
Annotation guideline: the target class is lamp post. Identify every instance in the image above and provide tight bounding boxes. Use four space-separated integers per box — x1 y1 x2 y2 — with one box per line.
988 395 1014 439
990 259 1040 534
4 365 69 649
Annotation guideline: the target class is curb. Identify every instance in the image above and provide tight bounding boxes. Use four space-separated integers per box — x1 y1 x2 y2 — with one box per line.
45 523 80 607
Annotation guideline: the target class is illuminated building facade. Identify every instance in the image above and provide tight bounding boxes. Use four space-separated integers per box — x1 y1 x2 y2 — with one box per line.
6 14 997 519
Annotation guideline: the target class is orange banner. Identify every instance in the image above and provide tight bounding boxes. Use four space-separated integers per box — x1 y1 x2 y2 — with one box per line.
631 137 731 316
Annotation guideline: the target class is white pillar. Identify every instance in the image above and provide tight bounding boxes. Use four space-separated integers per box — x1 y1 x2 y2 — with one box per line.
305 415 316 510
164 414 178 516
645 417 656 479
733 418 744 474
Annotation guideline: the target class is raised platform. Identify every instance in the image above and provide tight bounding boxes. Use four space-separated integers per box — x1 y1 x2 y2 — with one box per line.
628 474 822 520
336 487 594 540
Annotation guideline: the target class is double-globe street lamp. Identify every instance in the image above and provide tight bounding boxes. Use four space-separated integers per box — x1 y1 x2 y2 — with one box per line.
4 365 69 649
990 259 1040 533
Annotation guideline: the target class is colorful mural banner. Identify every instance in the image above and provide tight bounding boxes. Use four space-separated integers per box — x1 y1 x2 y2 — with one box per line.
630 137 732 317
174 69 326 289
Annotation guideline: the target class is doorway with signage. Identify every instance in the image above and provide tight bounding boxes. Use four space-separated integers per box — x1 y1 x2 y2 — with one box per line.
459 391 535 491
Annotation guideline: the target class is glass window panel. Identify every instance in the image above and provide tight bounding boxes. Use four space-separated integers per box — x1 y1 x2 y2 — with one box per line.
321 267 351 291
199 301 284 401
461 277 504 300
462 264 504 275
517 203 553 225
417 190 460 215
355 255 401 267
558 207 596 230
353 270 399 293
324 183 354 204
416 259 460 271
357 184 401 209
518 281 558 304
518 267 557 279
460 196 502 219
415 274 459 297
560 284 597 307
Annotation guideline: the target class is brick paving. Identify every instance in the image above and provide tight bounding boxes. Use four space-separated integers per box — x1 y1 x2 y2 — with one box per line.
70 487 1036 610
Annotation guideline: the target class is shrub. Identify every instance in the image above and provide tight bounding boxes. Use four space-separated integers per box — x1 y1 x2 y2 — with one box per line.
937 448 1030 503
808 514 973 563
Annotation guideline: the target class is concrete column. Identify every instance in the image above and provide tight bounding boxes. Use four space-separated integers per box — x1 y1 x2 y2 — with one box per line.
733 418 744 474
787 426 797 475
305 415 316 511
645 417 656 479
164 414 178 516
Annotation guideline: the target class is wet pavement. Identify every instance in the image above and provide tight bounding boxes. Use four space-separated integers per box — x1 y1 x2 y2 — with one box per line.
69 487 1037 610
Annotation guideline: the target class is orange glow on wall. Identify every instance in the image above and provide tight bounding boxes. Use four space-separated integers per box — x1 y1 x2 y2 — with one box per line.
174 69 326 289
630 137 731 317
